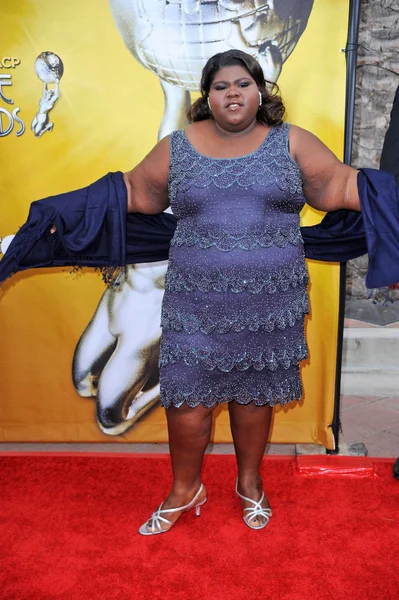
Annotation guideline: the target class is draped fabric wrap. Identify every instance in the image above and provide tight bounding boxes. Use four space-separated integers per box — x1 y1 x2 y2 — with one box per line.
359 168 399 288
0 172 127 280
380 85 399 186
1 168 398 288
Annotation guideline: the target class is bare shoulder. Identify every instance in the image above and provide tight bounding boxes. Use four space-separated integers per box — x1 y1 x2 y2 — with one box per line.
288 124 341 169
126 134 170 180
288 124 324 161
288 124 315 139
287 124 359 212
124 135 171 213
144 133 171 165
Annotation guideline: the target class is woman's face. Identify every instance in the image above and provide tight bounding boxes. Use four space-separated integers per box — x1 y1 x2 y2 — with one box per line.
208 64 260 132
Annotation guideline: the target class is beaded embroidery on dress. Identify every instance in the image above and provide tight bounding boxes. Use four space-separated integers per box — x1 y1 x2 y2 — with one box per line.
160 123 308 408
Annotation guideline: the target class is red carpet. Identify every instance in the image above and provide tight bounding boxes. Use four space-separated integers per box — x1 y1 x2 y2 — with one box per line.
0 454 398 600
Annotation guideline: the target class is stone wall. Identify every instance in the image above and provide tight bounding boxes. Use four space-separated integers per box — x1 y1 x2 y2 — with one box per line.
346 0 399 302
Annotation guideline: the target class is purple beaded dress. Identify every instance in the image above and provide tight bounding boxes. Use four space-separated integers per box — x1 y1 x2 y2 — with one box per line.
159 123 308 409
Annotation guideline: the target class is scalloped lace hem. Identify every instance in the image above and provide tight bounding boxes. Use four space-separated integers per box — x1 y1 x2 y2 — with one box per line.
171 224 303 251
160 378 302 409
165 262 308 294
161 292 309 334
159 342 308 372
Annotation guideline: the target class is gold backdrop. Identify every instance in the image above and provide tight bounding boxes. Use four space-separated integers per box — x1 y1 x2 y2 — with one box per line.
0 0 349 448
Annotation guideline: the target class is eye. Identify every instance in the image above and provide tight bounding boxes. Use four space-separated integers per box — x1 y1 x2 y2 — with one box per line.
214 85 227 91
238 82 250 88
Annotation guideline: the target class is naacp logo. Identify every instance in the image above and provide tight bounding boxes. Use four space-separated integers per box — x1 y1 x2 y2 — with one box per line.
0 74 25 137
0 51 64 138
0 57 21 69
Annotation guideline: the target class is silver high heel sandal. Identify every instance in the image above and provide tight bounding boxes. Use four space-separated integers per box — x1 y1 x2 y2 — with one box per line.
236 480 272 530
138 483 207 536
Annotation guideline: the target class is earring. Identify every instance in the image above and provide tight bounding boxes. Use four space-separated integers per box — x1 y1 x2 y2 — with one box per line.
258 91 262 107
207 97 212 111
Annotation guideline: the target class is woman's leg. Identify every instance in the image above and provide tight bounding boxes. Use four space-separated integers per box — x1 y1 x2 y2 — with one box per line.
228 401 273 525
165 403 213 505
144 403 213 531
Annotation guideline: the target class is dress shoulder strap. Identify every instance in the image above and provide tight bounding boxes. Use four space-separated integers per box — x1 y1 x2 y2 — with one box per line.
169 130 185 162
274 121 290 138
268 122 293 160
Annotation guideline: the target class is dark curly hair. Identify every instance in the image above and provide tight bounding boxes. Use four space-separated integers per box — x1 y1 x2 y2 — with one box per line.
187 49 285 126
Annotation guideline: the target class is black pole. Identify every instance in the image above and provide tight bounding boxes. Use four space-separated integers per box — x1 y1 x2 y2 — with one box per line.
344 0 362 166
327 0 361 454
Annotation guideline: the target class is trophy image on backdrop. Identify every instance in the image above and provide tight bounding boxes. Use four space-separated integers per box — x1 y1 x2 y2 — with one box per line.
31 51 64 138
71 0 315 436
110 0 314 138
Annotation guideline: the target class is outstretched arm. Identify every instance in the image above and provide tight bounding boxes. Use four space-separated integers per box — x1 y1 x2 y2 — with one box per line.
123 135 170 214
289 125 360 212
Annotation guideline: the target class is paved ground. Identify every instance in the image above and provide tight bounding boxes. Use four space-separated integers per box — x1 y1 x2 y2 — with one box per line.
339 394 399 457
338 313 399 456
1 394 398 457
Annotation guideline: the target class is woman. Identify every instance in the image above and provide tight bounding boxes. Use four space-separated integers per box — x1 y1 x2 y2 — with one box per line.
122 49 360 535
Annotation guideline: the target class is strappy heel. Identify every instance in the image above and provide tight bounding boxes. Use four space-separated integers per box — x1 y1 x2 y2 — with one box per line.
138 483 207 536
236 480 272 530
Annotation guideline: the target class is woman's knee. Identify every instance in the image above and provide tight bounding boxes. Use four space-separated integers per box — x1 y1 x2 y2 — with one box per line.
229 400 273 417
166 402 214 426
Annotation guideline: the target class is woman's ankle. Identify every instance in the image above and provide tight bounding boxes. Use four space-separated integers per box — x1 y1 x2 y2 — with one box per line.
164 479 203 506
237 473 263 496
